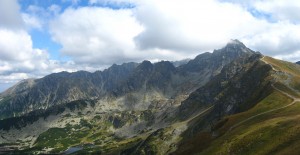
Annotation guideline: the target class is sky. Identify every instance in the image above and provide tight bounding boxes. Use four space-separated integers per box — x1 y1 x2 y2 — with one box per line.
1 0 300 92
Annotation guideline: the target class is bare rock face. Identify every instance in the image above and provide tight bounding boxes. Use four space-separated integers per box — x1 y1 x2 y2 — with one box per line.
178 53 272 121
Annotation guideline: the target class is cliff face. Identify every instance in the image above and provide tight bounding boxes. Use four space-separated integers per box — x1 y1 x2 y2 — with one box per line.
179 53 273 120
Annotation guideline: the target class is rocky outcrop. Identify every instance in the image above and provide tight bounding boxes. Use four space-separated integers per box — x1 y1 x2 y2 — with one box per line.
178 52 273 120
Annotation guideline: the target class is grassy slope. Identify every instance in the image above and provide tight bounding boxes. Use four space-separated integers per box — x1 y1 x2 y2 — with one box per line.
263 56 300 93
262 56 300 76
181 58 300 155
200 91 299 155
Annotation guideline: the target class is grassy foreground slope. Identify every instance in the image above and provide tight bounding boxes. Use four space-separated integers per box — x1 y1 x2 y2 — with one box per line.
176 57 300 155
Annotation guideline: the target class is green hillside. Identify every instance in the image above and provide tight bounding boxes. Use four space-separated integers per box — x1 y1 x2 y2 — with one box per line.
175 57 300 155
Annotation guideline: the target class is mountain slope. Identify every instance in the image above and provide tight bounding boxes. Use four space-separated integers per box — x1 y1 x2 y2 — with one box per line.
2 40 299 154
173 56 300 155
129 51 272 155
0 40 252 120
178 53 271 120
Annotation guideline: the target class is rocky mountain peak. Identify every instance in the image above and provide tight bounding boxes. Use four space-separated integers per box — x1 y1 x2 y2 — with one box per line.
136 60 153 72
178 40 254 74
140 60 152 66
154 61 176 73
227 39 245 46
217 39 254 55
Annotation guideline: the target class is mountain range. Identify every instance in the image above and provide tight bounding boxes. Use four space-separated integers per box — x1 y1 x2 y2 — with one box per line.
1 40 300 154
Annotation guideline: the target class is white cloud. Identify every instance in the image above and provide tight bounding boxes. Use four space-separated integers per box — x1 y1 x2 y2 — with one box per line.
22 13 43 30
0 73 30 84
274 51 300 62
0 1 47 78
0 0 23 28
50 0 258 65
134 0 300 62
0 28 55 77
47 0 300 66
254 0 300 23
242 22 300 55
0 29 50 91
0 29 33 61
134 0 269 52
21 4 62 31
50 7 144 65
0 0 75 92
49 5 202 65
132 0 300 60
